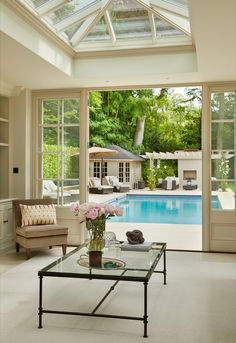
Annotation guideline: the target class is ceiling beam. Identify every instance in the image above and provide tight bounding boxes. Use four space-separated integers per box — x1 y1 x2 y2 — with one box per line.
104 10 116 45
37 0 71 17
54 1 102 33
148 11 157 41
72 0 114 48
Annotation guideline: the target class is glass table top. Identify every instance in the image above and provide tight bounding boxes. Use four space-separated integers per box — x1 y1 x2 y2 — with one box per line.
39 242 166 282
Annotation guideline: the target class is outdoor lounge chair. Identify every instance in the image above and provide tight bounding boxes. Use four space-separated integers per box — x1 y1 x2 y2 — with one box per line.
89 177 113 194
162 177 179 190
105 176 130 193
43 180 79 203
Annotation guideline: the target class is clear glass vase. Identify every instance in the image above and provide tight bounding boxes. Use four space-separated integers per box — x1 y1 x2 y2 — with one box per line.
86 218 106 251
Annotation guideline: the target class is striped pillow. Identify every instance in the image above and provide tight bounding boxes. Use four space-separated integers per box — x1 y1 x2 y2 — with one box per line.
20 204 57 227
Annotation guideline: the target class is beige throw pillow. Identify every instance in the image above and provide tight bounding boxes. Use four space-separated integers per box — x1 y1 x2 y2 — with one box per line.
20 204 57 227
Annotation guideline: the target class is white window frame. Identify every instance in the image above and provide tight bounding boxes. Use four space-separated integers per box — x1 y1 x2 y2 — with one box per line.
33 91 81 206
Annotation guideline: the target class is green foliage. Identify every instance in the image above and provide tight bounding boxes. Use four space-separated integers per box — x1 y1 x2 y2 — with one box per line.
43 144 79 179
146 168 156 190
143 91 201 152
217 153 231 191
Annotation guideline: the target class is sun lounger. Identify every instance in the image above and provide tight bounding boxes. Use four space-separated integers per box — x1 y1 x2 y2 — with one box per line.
105 176 129 193
43 180 79 203
89 177 113 194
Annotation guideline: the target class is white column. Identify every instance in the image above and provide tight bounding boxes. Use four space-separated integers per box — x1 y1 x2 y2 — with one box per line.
201 83 211 251
79 89 89 204
79 89 89 243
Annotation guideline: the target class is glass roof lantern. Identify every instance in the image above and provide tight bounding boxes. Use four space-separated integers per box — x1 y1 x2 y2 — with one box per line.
19 0 192 53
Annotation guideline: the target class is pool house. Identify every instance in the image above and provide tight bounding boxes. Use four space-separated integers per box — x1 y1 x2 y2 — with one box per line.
89 144 145 189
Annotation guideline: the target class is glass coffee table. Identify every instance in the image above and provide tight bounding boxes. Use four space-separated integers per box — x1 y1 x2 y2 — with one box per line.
38 242 167 338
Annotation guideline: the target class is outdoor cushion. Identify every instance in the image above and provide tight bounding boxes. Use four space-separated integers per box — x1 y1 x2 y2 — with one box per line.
91 178 101 187
20 204 57 226
109 176 122 187
16 224 68 238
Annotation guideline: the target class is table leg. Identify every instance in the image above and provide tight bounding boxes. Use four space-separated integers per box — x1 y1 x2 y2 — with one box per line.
163 249 167 285
143 281 148 338
38 275 43 328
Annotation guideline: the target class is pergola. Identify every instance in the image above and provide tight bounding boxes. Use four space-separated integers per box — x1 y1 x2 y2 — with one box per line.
143 150 202 168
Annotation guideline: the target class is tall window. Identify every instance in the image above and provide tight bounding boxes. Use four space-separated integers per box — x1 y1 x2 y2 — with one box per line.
93 162 107 178
119 162 124 182
102 162 108 178
211 92 235 210
93 162 100 178
37 97 80 206
125 162 130 182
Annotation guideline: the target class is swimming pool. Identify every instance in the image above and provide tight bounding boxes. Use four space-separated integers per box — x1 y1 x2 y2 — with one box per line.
109 195 221 225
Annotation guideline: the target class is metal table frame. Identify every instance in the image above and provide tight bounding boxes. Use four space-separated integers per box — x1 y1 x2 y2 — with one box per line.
38 243 167 338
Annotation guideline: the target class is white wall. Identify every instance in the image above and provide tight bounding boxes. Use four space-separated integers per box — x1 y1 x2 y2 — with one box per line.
10 89 31 198
178 159 202 189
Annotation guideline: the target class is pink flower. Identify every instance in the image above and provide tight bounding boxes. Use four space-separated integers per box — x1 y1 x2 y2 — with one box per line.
86 208 98 220
104 204 115 215
70 202 79 214
115 205 123 217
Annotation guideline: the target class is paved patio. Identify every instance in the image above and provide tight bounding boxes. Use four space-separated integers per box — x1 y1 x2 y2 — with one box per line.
88 187 234 251
89 188 202 251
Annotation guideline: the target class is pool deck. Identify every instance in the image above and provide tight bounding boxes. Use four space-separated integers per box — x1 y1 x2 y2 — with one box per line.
89 187 234 251
89 188 203 251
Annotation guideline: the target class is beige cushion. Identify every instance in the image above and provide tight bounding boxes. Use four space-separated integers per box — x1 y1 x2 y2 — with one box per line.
20 204 57 227
91 178 101 187
16 224 68 238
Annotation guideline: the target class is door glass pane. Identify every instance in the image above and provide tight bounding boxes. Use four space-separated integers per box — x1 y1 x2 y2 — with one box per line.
63 153 79 179
211 152 234 179
63 127 79 151
211 182 235 210
43 154 58 179
211 123 234 150
211 92 235 120
63 180 79 202
43 127 58 151
42 99 58 124
63 98 80 124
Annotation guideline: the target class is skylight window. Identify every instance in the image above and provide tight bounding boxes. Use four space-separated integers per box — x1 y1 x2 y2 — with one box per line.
19 0 192 53
31 0 50 8
109 0 151 40
163 0 188 9
46 0 99 25
83 16 111 42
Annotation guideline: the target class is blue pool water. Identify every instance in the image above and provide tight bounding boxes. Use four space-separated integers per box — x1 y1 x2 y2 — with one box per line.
109 195 221 225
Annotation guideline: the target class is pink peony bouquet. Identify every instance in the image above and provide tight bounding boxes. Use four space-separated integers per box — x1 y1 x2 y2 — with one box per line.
70 202 123 222
70 202 123 251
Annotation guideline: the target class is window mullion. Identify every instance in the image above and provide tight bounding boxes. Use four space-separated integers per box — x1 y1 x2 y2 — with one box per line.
57 99 60 205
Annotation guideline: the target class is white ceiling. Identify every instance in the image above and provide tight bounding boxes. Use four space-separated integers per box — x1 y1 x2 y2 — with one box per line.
0 0 235 91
